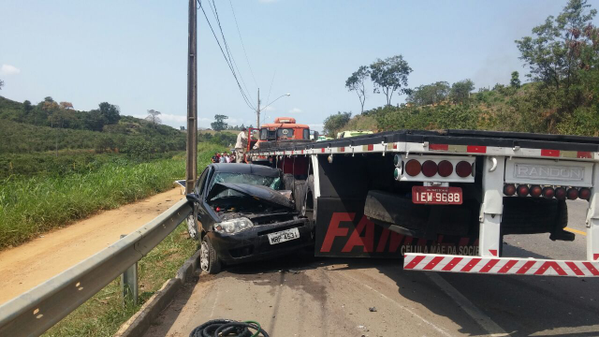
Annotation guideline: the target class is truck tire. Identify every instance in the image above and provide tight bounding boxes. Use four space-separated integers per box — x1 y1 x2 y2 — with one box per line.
293 180 307 213
501 198 567 235
283 173 296 191
301 175 316 222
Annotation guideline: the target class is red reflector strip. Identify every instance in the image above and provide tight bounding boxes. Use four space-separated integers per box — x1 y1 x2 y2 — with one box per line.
541 149 560 157
479 259 500 272
565 262 585 276
368 144 374 151
404 255 426 269
321 148 325 153
534 261 567 276
516 261 536 274
442 257 463 271
430 144 449 151
498 260 518 273
467 145 487 153
583 262 599 276
578 151 592 158
338 147 345 152
461 258 481 272
393 143 398 149
423 256 444 270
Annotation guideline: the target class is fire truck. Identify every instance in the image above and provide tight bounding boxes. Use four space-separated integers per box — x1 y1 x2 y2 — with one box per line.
247 129 599 277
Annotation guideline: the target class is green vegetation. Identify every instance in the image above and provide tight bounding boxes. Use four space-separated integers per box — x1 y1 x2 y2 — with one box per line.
0 143 224 249
43 223 196 337
334 0 599 138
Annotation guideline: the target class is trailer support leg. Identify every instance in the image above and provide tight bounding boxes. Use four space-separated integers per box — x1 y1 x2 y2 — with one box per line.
479 157 505 257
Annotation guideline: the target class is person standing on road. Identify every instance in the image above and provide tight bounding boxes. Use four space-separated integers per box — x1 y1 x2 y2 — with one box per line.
211 152 219 163
235 128 248 163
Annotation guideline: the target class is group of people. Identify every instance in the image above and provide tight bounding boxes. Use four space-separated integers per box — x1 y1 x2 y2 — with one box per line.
211 152 236 164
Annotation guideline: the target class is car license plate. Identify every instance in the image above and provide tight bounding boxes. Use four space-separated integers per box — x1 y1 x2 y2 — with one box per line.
267 228 300 245
412 186 463 205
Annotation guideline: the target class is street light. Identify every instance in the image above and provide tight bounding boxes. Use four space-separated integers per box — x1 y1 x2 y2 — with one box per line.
256 90 291 128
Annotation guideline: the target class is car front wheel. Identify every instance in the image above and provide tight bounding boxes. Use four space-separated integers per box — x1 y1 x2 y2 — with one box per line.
200 236 222 274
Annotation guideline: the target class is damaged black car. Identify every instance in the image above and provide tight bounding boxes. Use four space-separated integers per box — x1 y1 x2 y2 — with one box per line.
186 163 313 273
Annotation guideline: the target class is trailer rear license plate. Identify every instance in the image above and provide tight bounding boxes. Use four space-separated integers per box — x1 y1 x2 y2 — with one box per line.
267 228 300 245
412 186 463 205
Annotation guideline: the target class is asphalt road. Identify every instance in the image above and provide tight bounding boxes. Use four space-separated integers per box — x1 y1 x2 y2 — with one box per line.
145 200 599 337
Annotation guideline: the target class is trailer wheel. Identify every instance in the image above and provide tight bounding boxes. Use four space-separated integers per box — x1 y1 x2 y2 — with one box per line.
282 173 296 190
293 180 307 213
301 175 316 222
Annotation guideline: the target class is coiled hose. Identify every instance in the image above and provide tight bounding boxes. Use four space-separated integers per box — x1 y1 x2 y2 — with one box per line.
189 319 269 337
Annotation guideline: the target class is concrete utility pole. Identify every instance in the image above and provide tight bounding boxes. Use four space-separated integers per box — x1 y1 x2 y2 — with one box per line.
185 0 198 194
256 88 261 128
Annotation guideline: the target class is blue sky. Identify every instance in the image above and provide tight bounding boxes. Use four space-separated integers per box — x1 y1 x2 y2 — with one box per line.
0 1 583 131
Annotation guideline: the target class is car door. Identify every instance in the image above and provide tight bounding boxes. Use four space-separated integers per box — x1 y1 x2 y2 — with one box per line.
196 166 216 233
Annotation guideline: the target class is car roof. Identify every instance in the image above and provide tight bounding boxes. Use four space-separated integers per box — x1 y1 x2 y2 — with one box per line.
209 163 281 177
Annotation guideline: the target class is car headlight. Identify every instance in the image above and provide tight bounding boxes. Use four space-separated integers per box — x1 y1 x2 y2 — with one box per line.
214 217 254 234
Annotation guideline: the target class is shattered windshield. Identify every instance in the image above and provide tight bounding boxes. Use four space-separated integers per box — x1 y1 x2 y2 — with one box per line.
209 173 281 200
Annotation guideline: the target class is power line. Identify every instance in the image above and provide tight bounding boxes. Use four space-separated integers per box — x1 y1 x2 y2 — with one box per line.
197 0 255 110
228 0 259 89
208 0 253 102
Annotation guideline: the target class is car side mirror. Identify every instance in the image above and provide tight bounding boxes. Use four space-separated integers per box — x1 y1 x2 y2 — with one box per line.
313 131 319 140
186 193 201 204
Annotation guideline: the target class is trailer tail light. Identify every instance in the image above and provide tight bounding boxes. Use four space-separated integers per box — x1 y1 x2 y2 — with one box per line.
555 187 567 200
567 188 579 200
542 187 555 199
530 185 542 198
437 160 453 177
517 185 529 197
579 188 591 200
421 160 438 177
405 160 421 176
455 161 472 177
503 184 516 196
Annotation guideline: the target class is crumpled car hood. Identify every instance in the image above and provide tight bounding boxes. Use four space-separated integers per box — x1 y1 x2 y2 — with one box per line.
208 182 294 209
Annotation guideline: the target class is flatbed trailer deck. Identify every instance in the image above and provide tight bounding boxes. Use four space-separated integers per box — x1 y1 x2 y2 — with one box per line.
248 129 599 277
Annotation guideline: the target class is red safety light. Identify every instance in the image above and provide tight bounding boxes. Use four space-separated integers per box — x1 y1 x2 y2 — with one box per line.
503 184 516 196
456 161 472 178
579 188 591 200
567 188 579 200
555 187 567 200
542 187 555 199
438 160 453 177
421 160 438 177
517 185 529 197
405 160 421 176
530 185 542 198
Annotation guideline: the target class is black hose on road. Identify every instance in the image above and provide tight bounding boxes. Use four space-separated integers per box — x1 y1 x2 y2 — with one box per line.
189 319 269 337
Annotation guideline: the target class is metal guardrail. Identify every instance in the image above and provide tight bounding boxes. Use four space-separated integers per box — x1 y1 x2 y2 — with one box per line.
0 199 192 337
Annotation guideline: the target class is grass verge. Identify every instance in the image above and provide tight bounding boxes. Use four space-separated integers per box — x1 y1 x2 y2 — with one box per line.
0 142 224 249
42 223 197 337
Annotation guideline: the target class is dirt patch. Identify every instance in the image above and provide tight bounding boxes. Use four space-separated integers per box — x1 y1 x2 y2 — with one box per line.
0 187 183 305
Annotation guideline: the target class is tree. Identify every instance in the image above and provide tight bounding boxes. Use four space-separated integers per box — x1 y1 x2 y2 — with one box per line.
59 102 74 110
515 0 597 91
369 55 412 106
211 114 229 131
323 112 351 137
406 81 451 106
346 66 370 114
99 102 120 124
146 109 162 125
450 79 475 104
0 79 3 90
510 71 521 89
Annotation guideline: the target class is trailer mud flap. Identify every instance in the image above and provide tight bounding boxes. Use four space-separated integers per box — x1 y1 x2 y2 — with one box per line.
315 198 479 258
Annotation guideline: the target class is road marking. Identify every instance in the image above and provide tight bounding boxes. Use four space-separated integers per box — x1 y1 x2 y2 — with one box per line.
426 272 509 337
340 272 453 337
565 227 586 236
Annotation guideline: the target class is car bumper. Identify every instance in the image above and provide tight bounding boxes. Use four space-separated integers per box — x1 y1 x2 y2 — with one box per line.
207 218 313 265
